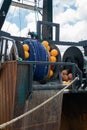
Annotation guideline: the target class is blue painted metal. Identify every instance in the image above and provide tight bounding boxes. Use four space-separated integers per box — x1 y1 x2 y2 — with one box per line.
23 39 50 81
16 63 33 107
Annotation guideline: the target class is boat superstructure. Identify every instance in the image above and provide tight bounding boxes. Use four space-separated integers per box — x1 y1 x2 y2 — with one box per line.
0 1 87 130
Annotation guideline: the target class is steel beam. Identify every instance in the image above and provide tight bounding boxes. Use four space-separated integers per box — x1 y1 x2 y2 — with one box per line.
0 0 12 30
11 1 42 11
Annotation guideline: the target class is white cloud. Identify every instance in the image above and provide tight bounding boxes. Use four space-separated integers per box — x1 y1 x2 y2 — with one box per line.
1 0 87 42
53 0 76 15
20 21 37 37
2 13 39 37
60 21 87 42
54 8 79 25
7 5 19 18
76 0 87 20
53 0 87 41
25 12 36 23
2 20 20 36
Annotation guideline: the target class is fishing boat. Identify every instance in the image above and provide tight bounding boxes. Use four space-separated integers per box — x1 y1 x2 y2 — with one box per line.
0 1 87 130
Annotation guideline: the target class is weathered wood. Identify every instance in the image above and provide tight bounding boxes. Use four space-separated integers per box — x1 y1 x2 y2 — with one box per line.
0 61 66 130
0 61 17 130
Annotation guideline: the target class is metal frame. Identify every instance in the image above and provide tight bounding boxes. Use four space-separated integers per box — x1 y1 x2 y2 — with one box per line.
0 36 18 63
18 61 82 93
11 1 42 11
0 34 86 93
37 21 60 43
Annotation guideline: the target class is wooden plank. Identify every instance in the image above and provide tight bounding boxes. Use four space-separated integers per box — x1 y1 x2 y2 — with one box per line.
0 61 17 130
0 70 3 124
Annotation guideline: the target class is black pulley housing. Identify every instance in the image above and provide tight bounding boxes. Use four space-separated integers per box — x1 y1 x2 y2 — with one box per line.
63 46 84 73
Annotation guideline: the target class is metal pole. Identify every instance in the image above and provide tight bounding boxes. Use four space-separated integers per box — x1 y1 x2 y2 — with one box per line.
43 0 52 22
42 0 53 40
0 0 12 30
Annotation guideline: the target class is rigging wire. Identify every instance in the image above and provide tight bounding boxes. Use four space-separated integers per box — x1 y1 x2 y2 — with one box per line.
34 0 39 31
18 7 22 36
5 0 42 35
6 7 16 32
37 0 42 16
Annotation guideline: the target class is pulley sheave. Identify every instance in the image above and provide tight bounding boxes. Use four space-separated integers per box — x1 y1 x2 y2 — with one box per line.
63 46 84 72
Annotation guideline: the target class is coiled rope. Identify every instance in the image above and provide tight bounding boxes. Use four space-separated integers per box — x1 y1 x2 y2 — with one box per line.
0 77 78 129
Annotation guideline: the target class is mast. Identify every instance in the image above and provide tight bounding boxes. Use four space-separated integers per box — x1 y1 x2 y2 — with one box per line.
43 0 52 22
42 0 53 40
0 0 12 30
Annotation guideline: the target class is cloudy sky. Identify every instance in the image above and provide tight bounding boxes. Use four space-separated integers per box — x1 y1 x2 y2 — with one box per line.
1 0 87 42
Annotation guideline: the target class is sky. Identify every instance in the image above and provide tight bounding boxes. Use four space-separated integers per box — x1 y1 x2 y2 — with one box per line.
1 0 87 42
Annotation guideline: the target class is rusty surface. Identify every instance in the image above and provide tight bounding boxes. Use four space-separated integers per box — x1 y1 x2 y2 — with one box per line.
0 61 63 130
0 61 17 130
13 90 63 130
60 92 87 130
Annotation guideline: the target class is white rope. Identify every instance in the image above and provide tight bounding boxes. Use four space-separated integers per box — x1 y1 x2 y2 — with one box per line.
0 77 78 129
